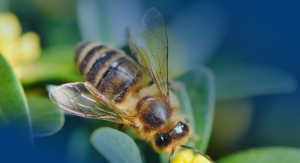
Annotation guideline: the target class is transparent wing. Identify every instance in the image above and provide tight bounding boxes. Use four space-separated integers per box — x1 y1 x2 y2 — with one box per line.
134 7 169 98
49 82 134 126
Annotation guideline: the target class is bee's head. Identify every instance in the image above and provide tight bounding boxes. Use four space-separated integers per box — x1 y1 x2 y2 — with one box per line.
153 120 190 152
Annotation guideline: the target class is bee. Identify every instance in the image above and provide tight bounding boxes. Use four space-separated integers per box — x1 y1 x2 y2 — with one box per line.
49 7 213 163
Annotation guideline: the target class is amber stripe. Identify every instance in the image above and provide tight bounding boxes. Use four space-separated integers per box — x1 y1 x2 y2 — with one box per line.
79 45 104 75
87 50 118 83
75 42 90 63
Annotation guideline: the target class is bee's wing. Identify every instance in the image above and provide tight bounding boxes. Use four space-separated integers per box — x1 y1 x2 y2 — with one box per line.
133 7 169 98
49 82 134 126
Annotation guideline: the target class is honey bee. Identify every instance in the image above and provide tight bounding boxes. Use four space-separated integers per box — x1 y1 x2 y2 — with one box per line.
49 7 213 162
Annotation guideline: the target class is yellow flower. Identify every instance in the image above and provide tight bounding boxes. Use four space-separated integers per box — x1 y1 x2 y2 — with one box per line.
18 32 41 63
191 154 214 163
0 12 21 42
172 149 214 163
0 12 41 78
172 150 194 163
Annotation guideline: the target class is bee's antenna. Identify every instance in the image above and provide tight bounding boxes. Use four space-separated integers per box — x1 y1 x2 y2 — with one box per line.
167 149 174 163
180 145 215 163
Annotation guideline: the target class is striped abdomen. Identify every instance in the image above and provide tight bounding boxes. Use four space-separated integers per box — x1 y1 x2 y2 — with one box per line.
75 42 142 102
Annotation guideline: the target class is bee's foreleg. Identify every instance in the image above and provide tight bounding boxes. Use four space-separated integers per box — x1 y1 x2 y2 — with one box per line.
168 149 175 163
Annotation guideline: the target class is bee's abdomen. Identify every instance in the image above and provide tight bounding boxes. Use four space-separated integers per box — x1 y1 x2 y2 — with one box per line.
75 42 141 102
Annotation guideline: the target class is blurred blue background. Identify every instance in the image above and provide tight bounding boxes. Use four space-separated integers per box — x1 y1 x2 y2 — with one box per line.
139 0 300 159
204 0 300 159
2 0 300 162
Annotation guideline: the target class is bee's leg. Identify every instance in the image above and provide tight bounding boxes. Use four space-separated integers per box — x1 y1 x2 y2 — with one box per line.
180 145 215 163
168 149 175 163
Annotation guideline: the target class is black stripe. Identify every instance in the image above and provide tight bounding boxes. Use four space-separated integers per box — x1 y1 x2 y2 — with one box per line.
79 45 104 75
75 42 91 63
87 50 118 83
96 56 126 88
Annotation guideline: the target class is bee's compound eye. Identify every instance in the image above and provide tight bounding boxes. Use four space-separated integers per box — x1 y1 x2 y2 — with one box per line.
154 133 171 149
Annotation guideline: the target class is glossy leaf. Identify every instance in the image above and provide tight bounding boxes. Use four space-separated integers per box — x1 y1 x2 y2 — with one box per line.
218 147 300 163
174 83 196 139
20 46 82 85
160 67 215 163
27 96 64 137
159 78 200 163
177 66 215 152
0 54 32 139
91 127 143 163
211 63 297 100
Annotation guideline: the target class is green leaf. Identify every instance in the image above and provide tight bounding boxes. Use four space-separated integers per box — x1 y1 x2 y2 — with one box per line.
0 54 32 139
159 67 215 163
27 96 64 137
177 66 215 152
91 127 143 163
174 82 196 139
211 63 297 100
218 147 300 163
20 45 82 85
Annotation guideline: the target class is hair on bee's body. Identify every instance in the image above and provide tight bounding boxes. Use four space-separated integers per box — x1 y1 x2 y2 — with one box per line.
74 41 185 151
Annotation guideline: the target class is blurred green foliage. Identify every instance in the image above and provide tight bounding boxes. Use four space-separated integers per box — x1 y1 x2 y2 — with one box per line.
177 67 215 152
28 96 64 137
0 55 65 139
218 147 300 163
0 1 9 12
21 45 82 85
91 128 143 163
0 54 32 140
0 0 298 163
